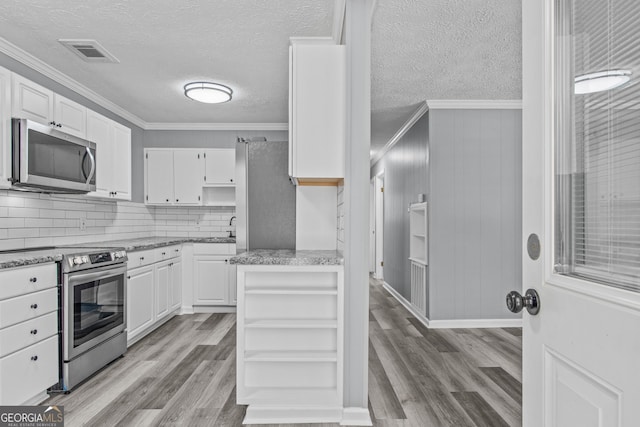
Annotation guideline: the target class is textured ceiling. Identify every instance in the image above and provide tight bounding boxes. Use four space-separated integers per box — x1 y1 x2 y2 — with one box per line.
0 0 334 124
370 0 522 150
0 0 522 150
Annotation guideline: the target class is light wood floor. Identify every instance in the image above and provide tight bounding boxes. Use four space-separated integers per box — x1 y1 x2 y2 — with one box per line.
46 278 522 426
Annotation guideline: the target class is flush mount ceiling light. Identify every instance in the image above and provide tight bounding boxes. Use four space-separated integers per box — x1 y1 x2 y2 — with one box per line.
574 69 632 95
184 82 233 103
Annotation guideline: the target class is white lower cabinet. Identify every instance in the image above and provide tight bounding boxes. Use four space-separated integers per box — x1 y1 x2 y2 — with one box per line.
126 247 182 346
192 244 236 308
0 263 59 405
236 265 344 424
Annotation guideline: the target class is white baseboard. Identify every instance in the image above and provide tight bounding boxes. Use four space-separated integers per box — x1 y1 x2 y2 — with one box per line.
382 282 522 329
243 406 343 424
21 390 49 406
180 306 194 315
341 407 373 426
193 306 237 314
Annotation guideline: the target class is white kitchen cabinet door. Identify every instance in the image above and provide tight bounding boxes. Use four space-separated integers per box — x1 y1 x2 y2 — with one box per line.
11 74 53 125
111 123 131 200
145 150 174 204
170 259 182 311
127 266 155 341
193 256 228 305
155 261 170 320
53 94 87 138
204 149 235 185
173 150 204 204
0 66 10 189
289 42 345 180
87 110 112 198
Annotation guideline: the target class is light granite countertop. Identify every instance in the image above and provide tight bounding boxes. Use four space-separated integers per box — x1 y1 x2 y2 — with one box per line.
0 237 236 270
229 249 343 266
79 236 236 252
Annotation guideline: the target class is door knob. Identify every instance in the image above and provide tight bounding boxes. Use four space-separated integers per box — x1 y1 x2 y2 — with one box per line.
506 289 540 315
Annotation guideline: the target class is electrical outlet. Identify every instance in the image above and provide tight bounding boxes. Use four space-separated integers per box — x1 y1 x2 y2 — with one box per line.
79 218 87 231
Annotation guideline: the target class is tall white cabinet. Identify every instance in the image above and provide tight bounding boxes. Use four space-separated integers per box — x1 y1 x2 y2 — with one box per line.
237 265 344 424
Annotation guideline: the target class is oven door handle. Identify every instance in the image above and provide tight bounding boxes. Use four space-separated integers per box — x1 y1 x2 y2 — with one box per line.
67 264 127 286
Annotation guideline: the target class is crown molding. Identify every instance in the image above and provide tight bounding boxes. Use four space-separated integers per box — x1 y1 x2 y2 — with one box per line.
370 101 429 167
0 36 147 129
427 99 523 109
144 122 288 131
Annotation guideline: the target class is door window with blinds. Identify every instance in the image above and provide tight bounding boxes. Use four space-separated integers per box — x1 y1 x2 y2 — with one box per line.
555 0 640 292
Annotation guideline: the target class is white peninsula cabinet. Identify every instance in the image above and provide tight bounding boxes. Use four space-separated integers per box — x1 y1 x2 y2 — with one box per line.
288 38 345 184
126 245 182 345
233 251 344 424
0 263 59 405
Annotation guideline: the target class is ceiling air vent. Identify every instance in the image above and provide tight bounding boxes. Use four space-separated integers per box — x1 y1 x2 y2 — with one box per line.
58 39 119 63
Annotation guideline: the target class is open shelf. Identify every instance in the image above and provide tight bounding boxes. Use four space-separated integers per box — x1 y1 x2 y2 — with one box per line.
245 350 337 363
245 319 338 329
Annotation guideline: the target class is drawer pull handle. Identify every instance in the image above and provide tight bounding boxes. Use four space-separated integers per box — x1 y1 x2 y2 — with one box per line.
30 277 37 283
174 249 179 252
30 329 38 335
30 304 38 309
162 252 166 256
31 355 38 361
127 276 131 279
140 257 145 260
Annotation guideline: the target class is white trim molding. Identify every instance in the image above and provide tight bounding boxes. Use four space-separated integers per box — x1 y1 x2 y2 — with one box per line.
243 406 344 425
382 282 522 329
144 122 288 131
332 0 347 45
370 101 428 166
341 407 373 426
427 99 523 110
0 35 147 129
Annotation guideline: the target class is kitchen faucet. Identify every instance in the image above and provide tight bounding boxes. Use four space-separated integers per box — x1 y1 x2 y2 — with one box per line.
229 216 236 238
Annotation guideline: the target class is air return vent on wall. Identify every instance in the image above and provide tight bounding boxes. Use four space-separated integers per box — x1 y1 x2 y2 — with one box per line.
58 39 119 63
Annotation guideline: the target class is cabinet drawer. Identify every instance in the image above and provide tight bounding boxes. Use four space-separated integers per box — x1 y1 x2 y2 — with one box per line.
193 243 235 255
0 264 57 300
0 312 58 358
0 335 59 405
0 288 58 329
157 245 181 261
127 248 157 268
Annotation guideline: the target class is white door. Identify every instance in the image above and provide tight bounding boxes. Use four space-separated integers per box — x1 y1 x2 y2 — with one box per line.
87 110 112 197
170 259 182 311
193 256 228 305
374 172 384 280
53 94 86 138
155 261 170 320
127 266 155 340
522 0 640 426
111 123 131 200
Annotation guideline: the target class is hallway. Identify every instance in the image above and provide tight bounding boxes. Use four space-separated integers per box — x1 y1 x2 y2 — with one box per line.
46 278 522 426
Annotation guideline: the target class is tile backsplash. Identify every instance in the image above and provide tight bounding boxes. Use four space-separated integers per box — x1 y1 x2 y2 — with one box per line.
0 190 235 251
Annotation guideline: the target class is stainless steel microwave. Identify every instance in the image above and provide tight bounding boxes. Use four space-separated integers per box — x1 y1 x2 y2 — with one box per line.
11 118 96 193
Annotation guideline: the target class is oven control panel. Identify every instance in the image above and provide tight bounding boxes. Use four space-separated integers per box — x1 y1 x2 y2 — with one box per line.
64 249 127 272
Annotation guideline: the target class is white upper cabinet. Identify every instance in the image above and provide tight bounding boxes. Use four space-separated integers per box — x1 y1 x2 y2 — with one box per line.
145 149 174 204
145 149 204 205
111 123 131 200
12 74 88 138
289 40 345 182
0 66 10 189
11 74 53 125
173 150 204 204
87 110 131 201
52 94 87 138
204 149 235 185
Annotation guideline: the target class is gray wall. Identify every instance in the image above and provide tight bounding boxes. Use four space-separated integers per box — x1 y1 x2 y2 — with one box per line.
371 113 429 305
371 109 522 321
429 109 521 320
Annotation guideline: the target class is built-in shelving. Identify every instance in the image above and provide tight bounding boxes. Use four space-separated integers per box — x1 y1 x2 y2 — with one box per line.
409 202 428 316
237 265 344 422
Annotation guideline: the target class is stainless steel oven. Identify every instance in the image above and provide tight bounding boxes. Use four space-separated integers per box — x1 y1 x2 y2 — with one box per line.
60 248 127 390
11 118 96 193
